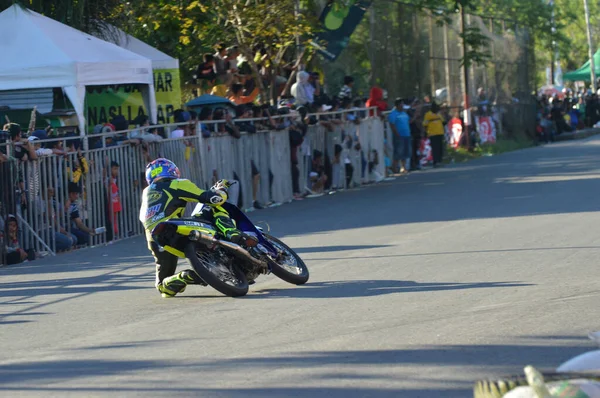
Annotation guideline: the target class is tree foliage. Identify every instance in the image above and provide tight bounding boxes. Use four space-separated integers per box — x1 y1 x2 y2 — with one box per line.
2 0 123 38
0 0 590 100
113 0 321 102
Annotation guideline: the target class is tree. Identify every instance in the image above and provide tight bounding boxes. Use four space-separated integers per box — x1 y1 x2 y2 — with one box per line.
1 0 122 38
114 0 321 103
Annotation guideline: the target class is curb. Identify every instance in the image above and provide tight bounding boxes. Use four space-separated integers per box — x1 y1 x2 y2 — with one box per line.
553 128 600 142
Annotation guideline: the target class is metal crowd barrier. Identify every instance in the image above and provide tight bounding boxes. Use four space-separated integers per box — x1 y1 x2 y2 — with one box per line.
0 109 385 262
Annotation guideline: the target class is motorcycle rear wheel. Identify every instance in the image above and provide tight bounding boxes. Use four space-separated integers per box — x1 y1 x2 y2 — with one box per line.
185 243 248 297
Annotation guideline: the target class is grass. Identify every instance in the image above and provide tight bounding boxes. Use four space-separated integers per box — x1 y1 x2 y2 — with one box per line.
445 136 535 164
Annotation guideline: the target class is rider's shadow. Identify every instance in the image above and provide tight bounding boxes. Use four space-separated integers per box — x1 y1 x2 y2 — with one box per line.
247 279 532 299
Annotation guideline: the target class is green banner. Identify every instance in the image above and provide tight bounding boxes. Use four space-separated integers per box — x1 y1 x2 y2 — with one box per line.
86 68 182 129
313 1 372 61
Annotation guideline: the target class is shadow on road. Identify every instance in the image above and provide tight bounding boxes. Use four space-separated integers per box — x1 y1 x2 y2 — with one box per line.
256 141 600 238
248 279 533 299
0 260 152 323
293 245 393 254
0 335 592 397
304 245 600 262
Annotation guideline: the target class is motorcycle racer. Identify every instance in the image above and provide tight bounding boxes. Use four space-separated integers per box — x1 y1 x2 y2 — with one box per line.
140 158 257 298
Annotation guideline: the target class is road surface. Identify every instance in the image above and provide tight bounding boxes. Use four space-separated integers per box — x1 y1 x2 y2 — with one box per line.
2 137 600 397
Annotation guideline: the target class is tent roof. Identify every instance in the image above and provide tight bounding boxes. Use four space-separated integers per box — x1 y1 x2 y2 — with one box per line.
98 25 179 70
563 50 600 82
0 5 154 91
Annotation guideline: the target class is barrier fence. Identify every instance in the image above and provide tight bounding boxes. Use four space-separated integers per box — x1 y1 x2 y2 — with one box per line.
0 109 386 264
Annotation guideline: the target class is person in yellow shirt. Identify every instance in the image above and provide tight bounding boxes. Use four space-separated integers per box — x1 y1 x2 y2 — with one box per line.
423 102 445 167
210 84 229 98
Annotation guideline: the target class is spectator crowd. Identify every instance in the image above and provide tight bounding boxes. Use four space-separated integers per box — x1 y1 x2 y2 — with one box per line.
3 41 580 268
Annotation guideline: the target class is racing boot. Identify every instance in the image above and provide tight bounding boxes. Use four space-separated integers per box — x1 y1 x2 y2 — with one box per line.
157 270 205 298
214 215 258 248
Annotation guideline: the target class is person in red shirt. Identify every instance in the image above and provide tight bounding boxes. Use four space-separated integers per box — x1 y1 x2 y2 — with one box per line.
107 161 122 238
365 86 389 117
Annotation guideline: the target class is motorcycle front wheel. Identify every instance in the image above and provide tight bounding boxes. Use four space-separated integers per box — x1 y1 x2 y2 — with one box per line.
185 243 248 297
263 234 309 285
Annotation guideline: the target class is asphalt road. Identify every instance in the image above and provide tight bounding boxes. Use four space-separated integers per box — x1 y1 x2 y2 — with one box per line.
2 137 600 397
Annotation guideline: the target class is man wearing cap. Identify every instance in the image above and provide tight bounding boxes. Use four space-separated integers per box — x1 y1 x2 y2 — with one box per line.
27 136 66 157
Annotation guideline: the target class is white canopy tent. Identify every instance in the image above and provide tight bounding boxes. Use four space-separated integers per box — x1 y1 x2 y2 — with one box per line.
0 5 157 135
99 25 179 70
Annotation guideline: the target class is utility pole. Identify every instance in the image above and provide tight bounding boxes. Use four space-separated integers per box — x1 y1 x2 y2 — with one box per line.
428 14 435 97
460 3 471 148
584 0 597 91
443 22 452 107
549 0 556 85
369 5 376 86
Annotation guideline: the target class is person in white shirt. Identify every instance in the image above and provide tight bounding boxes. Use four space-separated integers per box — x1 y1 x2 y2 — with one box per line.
170 126 185 139
27 136 66 157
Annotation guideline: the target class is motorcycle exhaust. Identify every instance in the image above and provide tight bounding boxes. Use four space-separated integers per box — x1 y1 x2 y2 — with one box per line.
190 231 267 270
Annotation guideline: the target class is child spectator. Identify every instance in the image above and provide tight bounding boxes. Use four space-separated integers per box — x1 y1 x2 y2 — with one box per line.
4 214 33 265
338 76 354 100
309 150 328 194
106 161 122 238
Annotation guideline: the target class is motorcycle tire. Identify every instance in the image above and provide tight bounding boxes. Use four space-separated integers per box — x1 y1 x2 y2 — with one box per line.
185 243 249 297
473 371 600 398
263 234 309 285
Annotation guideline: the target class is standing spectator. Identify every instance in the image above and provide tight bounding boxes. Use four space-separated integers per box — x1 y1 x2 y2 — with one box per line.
66 182 96 246
170 110 187 139
6 123 37 161
27 136 66 157
198 108 214 138
423 102 445 167
213 44 229 82
387 98 411 174
338 76 354 100
106 161 122 239
551 99 566 135
226 46 240 77
409 99 424 171
211 44 236 98
228 83 259 105
290 107 308 200
291 71 314 107
195 53 217 94
213 108 241 138
365 86 389 117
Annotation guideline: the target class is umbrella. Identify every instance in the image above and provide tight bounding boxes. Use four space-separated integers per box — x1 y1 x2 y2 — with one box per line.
539 85 565 99
185 94 233 108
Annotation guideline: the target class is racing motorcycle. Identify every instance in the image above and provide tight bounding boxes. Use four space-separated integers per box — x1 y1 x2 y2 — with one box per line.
150 181 309 297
